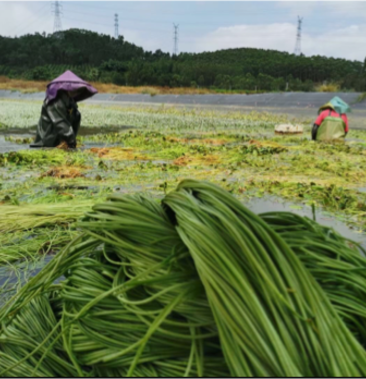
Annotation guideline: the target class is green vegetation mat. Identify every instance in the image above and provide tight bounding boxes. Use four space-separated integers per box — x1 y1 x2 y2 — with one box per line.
1 102 365 229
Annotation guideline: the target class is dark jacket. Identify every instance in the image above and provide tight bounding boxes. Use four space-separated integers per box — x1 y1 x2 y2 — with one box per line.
31 91 81 148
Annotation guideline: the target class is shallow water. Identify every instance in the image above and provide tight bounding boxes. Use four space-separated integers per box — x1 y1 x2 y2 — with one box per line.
0 125 135 153
0 127 364 155
245 197 366 249
0 255 57 306
78 125 135 136
345 138 366 143
0 136 32 153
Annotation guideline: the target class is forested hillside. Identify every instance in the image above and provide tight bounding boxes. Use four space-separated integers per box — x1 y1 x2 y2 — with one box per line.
0 29 365 92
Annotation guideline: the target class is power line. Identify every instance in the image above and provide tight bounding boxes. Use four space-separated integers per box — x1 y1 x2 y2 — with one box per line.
5 2 366 38
294 16 303 55
114 13 119 39
64 2 366 17
52 1 63 33
60 6 364 32
10 3 50 37
173 24 179 55
61 16 366 45
62 16 169 35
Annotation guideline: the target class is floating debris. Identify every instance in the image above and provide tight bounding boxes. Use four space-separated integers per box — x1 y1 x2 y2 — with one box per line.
275 124 304 134
42 166 85 179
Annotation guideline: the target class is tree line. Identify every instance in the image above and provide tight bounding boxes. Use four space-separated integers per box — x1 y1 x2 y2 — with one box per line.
0 29 365 92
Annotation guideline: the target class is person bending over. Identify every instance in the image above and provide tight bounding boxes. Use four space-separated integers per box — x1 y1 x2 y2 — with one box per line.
31 70 97 148
312 96 350 141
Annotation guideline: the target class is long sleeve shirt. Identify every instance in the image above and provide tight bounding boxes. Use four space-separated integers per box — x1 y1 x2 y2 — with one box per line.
315 110 349 133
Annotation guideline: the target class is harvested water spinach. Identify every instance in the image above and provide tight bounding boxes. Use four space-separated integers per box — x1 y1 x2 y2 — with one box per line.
1 180 366 377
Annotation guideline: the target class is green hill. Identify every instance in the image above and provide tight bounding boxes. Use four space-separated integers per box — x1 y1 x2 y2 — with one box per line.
0 29 364 91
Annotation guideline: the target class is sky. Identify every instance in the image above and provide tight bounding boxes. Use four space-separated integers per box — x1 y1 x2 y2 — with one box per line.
0 1 365 61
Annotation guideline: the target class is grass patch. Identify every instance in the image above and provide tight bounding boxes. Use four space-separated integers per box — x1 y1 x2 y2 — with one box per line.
356 93 366 103
315 82 341 92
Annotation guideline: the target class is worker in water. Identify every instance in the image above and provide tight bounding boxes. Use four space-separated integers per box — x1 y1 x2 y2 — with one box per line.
30 70 97 148
312 96 350 141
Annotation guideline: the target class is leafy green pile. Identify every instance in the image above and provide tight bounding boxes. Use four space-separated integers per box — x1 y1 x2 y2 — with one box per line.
1 180 366 377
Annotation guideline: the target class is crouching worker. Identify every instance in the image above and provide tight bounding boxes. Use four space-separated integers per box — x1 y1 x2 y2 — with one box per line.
30 70 97 148
312 96 350 141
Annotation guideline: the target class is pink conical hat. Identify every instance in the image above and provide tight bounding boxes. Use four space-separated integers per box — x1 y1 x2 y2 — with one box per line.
46 70 98 103
50 70 87 84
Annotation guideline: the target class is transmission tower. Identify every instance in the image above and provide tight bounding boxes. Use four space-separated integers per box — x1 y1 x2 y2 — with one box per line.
173 24 179 56
52 1 62 33
294 16 303 55
114 14 119 39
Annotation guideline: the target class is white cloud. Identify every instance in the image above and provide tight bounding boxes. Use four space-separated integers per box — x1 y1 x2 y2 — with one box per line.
121 29 172 52
0 2 170 52
193 23 366 61
194 23 298 53
302 25 366 61
275 1 366 20
0 2 53 37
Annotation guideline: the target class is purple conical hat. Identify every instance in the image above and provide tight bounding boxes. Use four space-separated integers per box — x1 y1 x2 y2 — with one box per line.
46 70 98 103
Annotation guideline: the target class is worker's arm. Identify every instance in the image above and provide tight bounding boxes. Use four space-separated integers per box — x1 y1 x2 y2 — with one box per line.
45 96 76 147
70 99 81 143
311 124 318 141
312 110 327 141
342 115 349 134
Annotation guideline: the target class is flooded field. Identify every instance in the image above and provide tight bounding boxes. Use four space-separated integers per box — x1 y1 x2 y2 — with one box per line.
2 99 366 378
1 100 366 301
